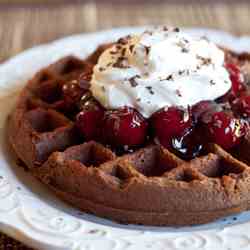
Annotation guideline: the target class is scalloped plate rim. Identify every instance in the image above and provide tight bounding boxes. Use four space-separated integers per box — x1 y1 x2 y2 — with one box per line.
1 26 250 250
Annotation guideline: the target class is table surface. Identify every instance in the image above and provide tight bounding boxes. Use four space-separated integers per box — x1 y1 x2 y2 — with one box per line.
1 1 250 249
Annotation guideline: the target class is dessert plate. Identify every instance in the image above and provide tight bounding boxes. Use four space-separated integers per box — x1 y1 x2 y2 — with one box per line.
1 27 250 250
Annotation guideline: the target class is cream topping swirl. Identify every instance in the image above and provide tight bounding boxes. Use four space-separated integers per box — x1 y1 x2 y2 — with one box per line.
90 27 231 118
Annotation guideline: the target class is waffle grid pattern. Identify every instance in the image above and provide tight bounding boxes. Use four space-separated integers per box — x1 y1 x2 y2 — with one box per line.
8 46 250 226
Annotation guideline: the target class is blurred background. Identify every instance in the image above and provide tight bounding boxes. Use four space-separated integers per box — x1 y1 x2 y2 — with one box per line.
0 0 250 63
0 0 250 249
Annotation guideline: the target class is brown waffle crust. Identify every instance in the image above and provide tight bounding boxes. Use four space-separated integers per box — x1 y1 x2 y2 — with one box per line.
7 45 250 226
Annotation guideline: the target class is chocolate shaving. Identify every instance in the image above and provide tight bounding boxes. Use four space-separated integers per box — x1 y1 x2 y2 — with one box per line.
160 74 174 81
176 89 182 97
181 47 189 53
174 27 180 32
146 86 154 95
129 76 139 87
210 80 216 85
197 55 212 66
176 40 189 53
166 74 174 81
144 45 151 55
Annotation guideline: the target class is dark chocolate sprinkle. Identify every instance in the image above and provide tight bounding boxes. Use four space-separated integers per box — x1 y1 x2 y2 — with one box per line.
144 45 151 55
160 74 174 81
166 74 174 81
129 76 139 87
176 89 182 97
174 27 180 32
196 55 212 66
146 86 154 95
178 70 185 75
181 47 189 53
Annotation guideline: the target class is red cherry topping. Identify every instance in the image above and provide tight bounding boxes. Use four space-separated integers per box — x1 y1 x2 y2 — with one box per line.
203 111 247 149
172 126 204 160
191 100 220 121
226 63 245 93
232 95 250 118
150 106 192 148
76 103 104 141
224 63 245 100
102 107 148 147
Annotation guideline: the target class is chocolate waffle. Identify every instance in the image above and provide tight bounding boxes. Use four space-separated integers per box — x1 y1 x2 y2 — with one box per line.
7 43 250 226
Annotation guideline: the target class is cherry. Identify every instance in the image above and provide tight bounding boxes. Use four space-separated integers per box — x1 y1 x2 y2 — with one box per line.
203 111 247 149
172 126 204 160
226 63 245 95
150 106 192 149
191 100 220 121
232 95 250 118
102 107 148 147
76 102 104 141
220 63 245 102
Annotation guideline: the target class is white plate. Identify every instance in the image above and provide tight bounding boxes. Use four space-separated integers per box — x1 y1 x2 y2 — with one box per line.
1 27 250 250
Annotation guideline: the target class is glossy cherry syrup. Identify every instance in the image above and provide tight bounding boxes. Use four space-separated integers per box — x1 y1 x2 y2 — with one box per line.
72 62 249 158
150 106 192 149
102 107 148 148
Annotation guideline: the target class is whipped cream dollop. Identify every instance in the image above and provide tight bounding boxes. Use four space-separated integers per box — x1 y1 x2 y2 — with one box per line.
90 27 231 118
